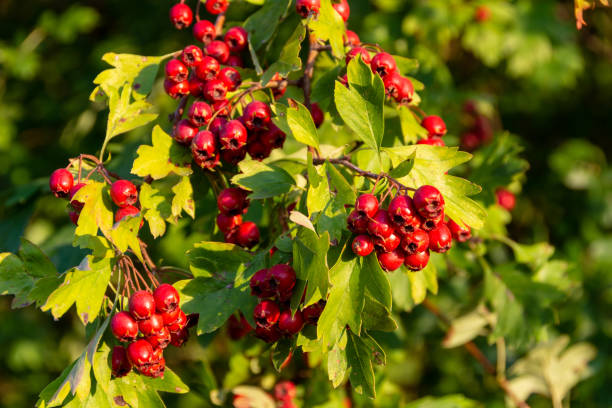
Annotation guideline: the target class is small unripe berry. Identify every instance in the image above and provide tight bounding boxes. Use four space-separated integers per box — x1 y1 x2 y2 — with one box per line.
218 67 242 91
352 234 374 256
496 188 516 211
129 290 156 320
421 115 447 137
428 223 453 253
367 210 394 239
296 0 321 18
309 102 324 128
49 168 74 198
243 101 272 130
205 0 229 15
447 219 472 242
404 250 430 271
195 56 220 81
217 188 248 215
254 300 280 328
205 40 230 64
413 185 445 219
173 119 198 145
110 180 138 207
278 309 304 335
111 346 132 377
169 3 193 30
188 101 213 127
165 59 189 82
115 205 141 224
127 339 154 367
401 229 429 255
224 26 248 53
193 19 216 44
181 45 204 67
203 78 228 102
236 221 260 248
355 193 379 218
377 248 405 272
332 0 350 22
110 311 139 342
153 283 180 313
371 52 397 77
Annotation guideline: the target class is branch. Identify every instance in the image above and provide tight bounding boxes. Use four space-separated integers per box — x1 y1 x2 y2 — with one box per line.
169 95 189 125
302 31 320 109
422 299 531 408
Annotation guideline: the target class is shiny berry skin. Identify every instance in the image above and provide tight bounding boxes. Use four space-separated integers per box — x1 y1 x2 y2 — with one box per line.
160 307 180 325
167 309 188 333
217 188 248 215
115 205 141 223
203 78 228 102
278 309 304 335
216 213 243 234
346 46 371 65
296 0 320 18
345 30 360 46
111 346 132 377
377 248 405 272
387 195 419 233
188 101 213 127
352 234 374 256
69 183 86 212
224 26 248 53
302 300 325 324
173 119 198 145
269 264 296 301
237 221 260 248
355 193 379 218
205 40 230 63
146 326 171 349
347 210 369 234
255 324 282 343
367 210 394 239
247 141 272 161
219 120 248 150
218 67 242 91
49 168 74 198
417 138 445 147
421 115 447 137
254 300 280 328
165 59 189 82
138 313 164 336
370 52 397 77
496 188 516 211
169 3 193 29
228 314 254 340
309 102 324 128
205 0 228 14
191 130 217 160
181 45 204 67
153 283 180 313
188 77 205 97
193 19 216 44
383 72 414 104
374 231 401 253
243 101 271 130
333 0 350 21
127 339 154 367
413 185 445 219
129 290 156 320
401 229 429 255
195 56 220 80
221 146 247 165
259 124 286 149
275 381 297 401
209 116 228 136
428 223 452 253
169 327 189 347
164 78 189 98
404 250 430 271
110 311 139 342
447 219 471 242
110 180 138 207
224 56 242 69
213 99 232 116
250 268 274 298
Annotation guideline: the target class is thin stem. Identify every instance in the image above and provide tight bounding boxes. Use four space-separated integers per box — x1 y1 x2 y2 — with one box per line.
195 0 201 22
169 95 189 125
214 13 226 35
157 266 194 278
302 31 320 109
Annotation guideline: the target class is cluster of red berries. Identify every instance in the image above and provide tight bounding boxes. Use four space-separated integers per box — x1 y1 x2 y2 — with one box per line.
348 185 472 272
417 115 448 147
169 0 230 30
110 284 191 378
249 264 326 343
460 100 494 151
215 187 260 248
49 169 142 226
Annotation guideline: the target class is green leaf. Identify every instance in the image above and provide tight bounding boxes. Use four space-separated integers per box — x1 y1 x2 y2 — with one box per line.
407 261 438 305
244 0 292 50
274 100 320 150
232 160 295 199
328 342 348 388
19 238 58 278
131 125 193 180
73 181 114 239
293 228 330 308
362 294 398 332
335 57 385 157
106 85 157 140
139 367 190 394
327 163 356 206
312 65 343 109
361 253 392 310
187 241 252 278
506 239 555 270
346 331 376 398
393 55 419 75
171 176 195 219
307 158 330 215
41 255 112 324
271 337 296 372
110 213 143 262
442 308 489 348
398 105 427 144
389 155 415 179
262 23 306 84
309 0 346 58
405 395 482 408
139 182 171 238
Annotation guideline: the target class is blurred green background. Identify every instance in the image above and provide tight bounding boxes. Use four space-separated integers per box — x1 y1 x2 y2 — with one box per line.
0 0 611 407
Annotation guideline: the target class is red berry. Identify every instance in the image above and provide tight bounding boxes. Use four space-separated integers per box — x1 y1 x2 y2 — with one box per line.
377 249 405 272
275 381 297 401
296 0 320 18
243 101 271 130
254 300 280 328
188 77 205 97
69 211 80 226
401 229 429 255
191 130 218 163
174 119 199 145
146 326 171 349
226 54 244 67
203 78 228 102
170 327 190 347
221 146 248 165
181 45 204 67
126 339 154 367
259 123 286 149
247 139 272 161
352 234 374 256
165 59 189 82
195 56 220 81
417 138 445 147
193 19 216 44
447 219 471 242
218 67 242 91
346 46 371 65
217 188 248 215
129 290 156 320
404 250 430 271
219 120 248 150
475 5 491 22
333 0 350 21
413 185 444 219
250 268 274 298
205 40 230 63
188 101 213 127
496 188 516 211
224 26 248 53
110 180 138 207
309 102 324 128
355 193 378 218
138 313 164 336
49 168 74 198
461 132 481 151
111 346 132 377
217 213 243 234
344 30 360 46
167 309 188 333
110 311 139 342
269 264 296 301
194 151 220 169
367 210 394 239
115 205 141 223
383 72 414 104
371 52 397 77
228 313 254 340
161 307 181 326
278 309 304 335
374 231 401 253
428 223 452 253
165 78 189 98
169 3 193 29
421 115 447 137
237 221 260 248
209 116 228 136
213 99 232 117
69 182 86 212
347 210 369 234
153 283 180 313
302 300 325 324
205 0 229 15
255 324 282 343
421 211 444 232
387 195 420 234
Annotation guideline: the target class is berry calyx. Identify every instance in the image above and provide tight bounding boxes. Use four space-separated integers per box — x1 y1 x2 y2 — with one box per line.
169 3 193 29
49 168 74 198
347 210 369 234
278 309 304 335
387 195 420 234
111 346 132 377
195 56 220 81
404 250 430 271
413 185 444 219
243 101 272 130
254 300 280 328
217 188 248 215
352 234 374 256
181 45 204 67
219 120 248 150
236 221 260 248
371 52 397 77
496 188 516 211
401 229 429 255
447 219 471 242
224 26 248 53
127 339 154 367
110 311 139 342
128 290 156 320
173 119 198 145
420 211 444 231
146 326 171 349
193 19 216 44
138 313 165 336
165 59 189 82
428 223 453 253
355 193 379 218
374 231 401 253
203 78 228 102
383 72 414 104
188 101 213 127
421 115 447 137
296 0 321 18
110 180 138 207
377 248 405 272
367 210 394 239
205 0 229 15
153 283 180 313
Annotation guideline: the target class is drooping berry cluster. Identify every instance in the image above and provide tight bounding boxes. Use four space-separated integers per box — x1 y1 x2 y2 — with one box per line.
348 185 472 272
249 264 326 343
460 100 494 151
418 115 447 147
216 187 260 248
110 284 191 378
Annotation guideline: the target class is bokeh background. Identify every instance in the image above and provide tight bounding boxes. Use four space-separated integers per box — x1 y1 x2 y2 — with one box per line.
0 0 611 407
